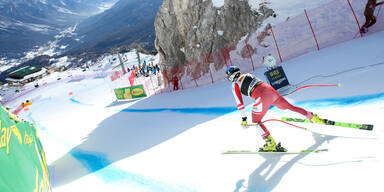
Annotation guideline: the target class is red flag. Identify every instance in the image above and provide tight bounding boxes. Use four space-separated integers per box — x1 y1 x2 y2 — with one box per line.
129 70 136 86
110 71 120 81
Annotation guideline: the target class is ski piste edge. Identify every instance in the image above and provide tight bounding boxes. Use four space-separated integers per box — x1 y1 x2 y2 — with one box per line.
281 117 374 131
222 149 328 155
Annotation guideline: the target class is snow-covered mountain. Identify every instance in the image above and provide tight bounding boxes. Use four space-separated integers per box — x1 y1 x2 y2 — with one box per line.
61 0 163 55
0 0 117 58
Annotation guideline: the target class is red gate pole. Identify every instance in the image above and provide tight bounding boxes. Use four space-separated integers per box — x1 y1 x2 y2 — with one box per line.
304 9 320 51
376 4 383 17
269 26 283 63
227 47 233 66
244 40 255 71
346 0 362 38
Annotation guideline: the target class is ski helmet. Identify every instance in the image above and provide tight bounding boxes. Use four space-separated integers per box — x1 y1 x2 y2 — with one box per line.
225 66 241 82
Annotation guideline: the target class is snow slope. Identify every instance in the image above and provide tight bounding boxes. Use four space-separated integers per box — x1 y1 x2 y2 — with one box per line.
7 31 384 192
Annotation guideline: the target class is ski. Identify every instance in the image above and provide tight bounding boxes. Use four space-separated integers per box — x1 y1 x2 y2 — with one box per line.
281 117 374 131
222 149 328 155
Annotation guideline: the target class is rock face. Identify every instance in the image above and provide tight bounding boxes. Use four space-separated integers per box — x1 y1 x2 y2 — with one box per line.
154 0 275 72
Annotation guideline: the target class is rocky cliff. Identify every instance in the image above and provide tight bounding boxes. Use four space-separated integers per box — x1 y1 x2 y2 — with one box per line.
154 0 275 72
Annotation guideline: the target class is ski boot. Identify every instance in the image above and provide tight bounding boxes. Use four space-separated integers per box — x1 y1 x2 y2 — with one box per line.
310 113 324 124
360 27 368 34
259 135 287 152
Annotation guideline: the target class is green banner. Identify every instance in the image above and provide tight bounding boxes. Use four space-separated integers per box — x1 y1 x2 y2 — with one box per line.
114 84 147 101
0 105 51 192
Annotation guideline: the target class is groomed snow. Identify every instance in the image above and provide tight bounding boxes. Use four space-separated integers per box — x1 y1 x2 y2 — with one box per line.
4 29 384 192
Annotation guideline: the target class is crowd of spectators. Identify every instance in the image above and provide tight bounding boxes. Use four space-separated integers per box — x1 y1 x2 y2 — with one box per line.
126 61 161 77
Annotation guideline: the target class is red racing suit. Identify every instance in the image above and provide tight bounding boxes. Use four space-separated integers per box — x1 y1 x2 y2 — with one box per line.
231 73 313 139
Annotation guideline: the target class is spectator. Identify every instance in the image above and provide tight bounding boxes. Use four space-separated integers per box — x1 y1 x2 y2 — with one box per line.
153 65 157 75
361 0 384 33
262 53 277 70
155 64 160 72
172 76 179 90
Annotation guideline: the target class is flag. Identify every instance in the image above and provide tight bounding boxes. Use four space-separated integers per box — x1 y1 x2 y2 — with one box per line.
110 71 120 81
129 70 136 86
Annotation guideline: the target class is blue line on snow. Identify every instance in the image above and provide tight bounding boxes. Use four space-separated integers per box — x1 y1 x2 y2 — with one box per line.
70 148 198 191
95 166 198 192
70 98 93 106
120 107 237 115
295 92 384 108
67 79 84 83
120 92 384 114
70 92 384 115
70 148 111 173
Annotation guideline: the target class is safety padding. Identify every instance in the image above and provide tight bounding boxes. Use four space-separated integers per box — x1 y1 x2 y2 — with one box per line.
0 104 51 192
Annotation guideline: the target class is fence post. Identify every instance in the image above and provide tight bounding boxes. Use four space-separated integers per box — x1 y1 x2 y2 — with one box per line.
163 71 172 93
141 78 150 96
206 55 214 84
188 62 198 88
269 26 283 63
244 40 255 71
304 9 320 51
178 73 184 90
221 48 229 67
149 75 156 95
346 0 362 38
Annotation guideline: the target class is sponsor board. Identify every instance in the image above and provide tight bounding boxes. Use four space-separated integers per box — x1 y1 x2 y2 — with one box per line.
264 66 290 90
114 84 147 101
0 105 51 192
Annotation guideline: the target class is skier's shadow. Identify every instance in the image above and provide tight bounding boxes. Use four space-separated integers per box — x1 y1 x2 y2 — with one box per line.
234 133 335 192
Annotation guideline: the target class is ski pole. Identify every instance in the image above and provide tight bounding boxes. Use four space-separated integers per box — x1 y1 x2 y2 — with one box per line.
247 119 308 130
283 83 341 96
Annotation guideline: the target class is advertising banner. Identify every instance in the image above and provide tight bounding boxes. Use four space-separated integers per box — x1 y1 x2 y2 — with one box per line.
264 66 290 90
0 105 51 192
114 84 147 101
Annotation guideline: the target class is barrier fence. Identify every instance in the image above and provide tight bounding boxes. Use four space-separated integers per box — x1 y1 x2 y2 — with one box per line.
2 71 114 105
135 0 384 96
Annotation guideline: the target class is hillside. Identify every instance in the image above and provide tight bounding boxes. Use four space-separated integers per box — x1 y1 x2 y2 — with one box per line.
3 29 384 192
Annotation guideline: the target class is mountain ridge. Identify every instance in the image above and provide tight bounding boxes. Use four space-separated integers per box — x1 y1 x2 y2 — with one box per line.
62 0 163 55
0 0 117 58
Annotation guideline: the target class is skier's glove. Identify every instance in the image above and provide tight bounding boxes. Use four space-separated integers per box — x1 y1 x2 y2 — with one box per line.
241 117 248 129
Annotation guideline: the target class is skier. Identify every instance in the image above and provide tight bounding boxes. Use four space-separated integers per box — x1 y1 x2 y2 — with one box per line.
360 0 384 33
225 66 324 152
